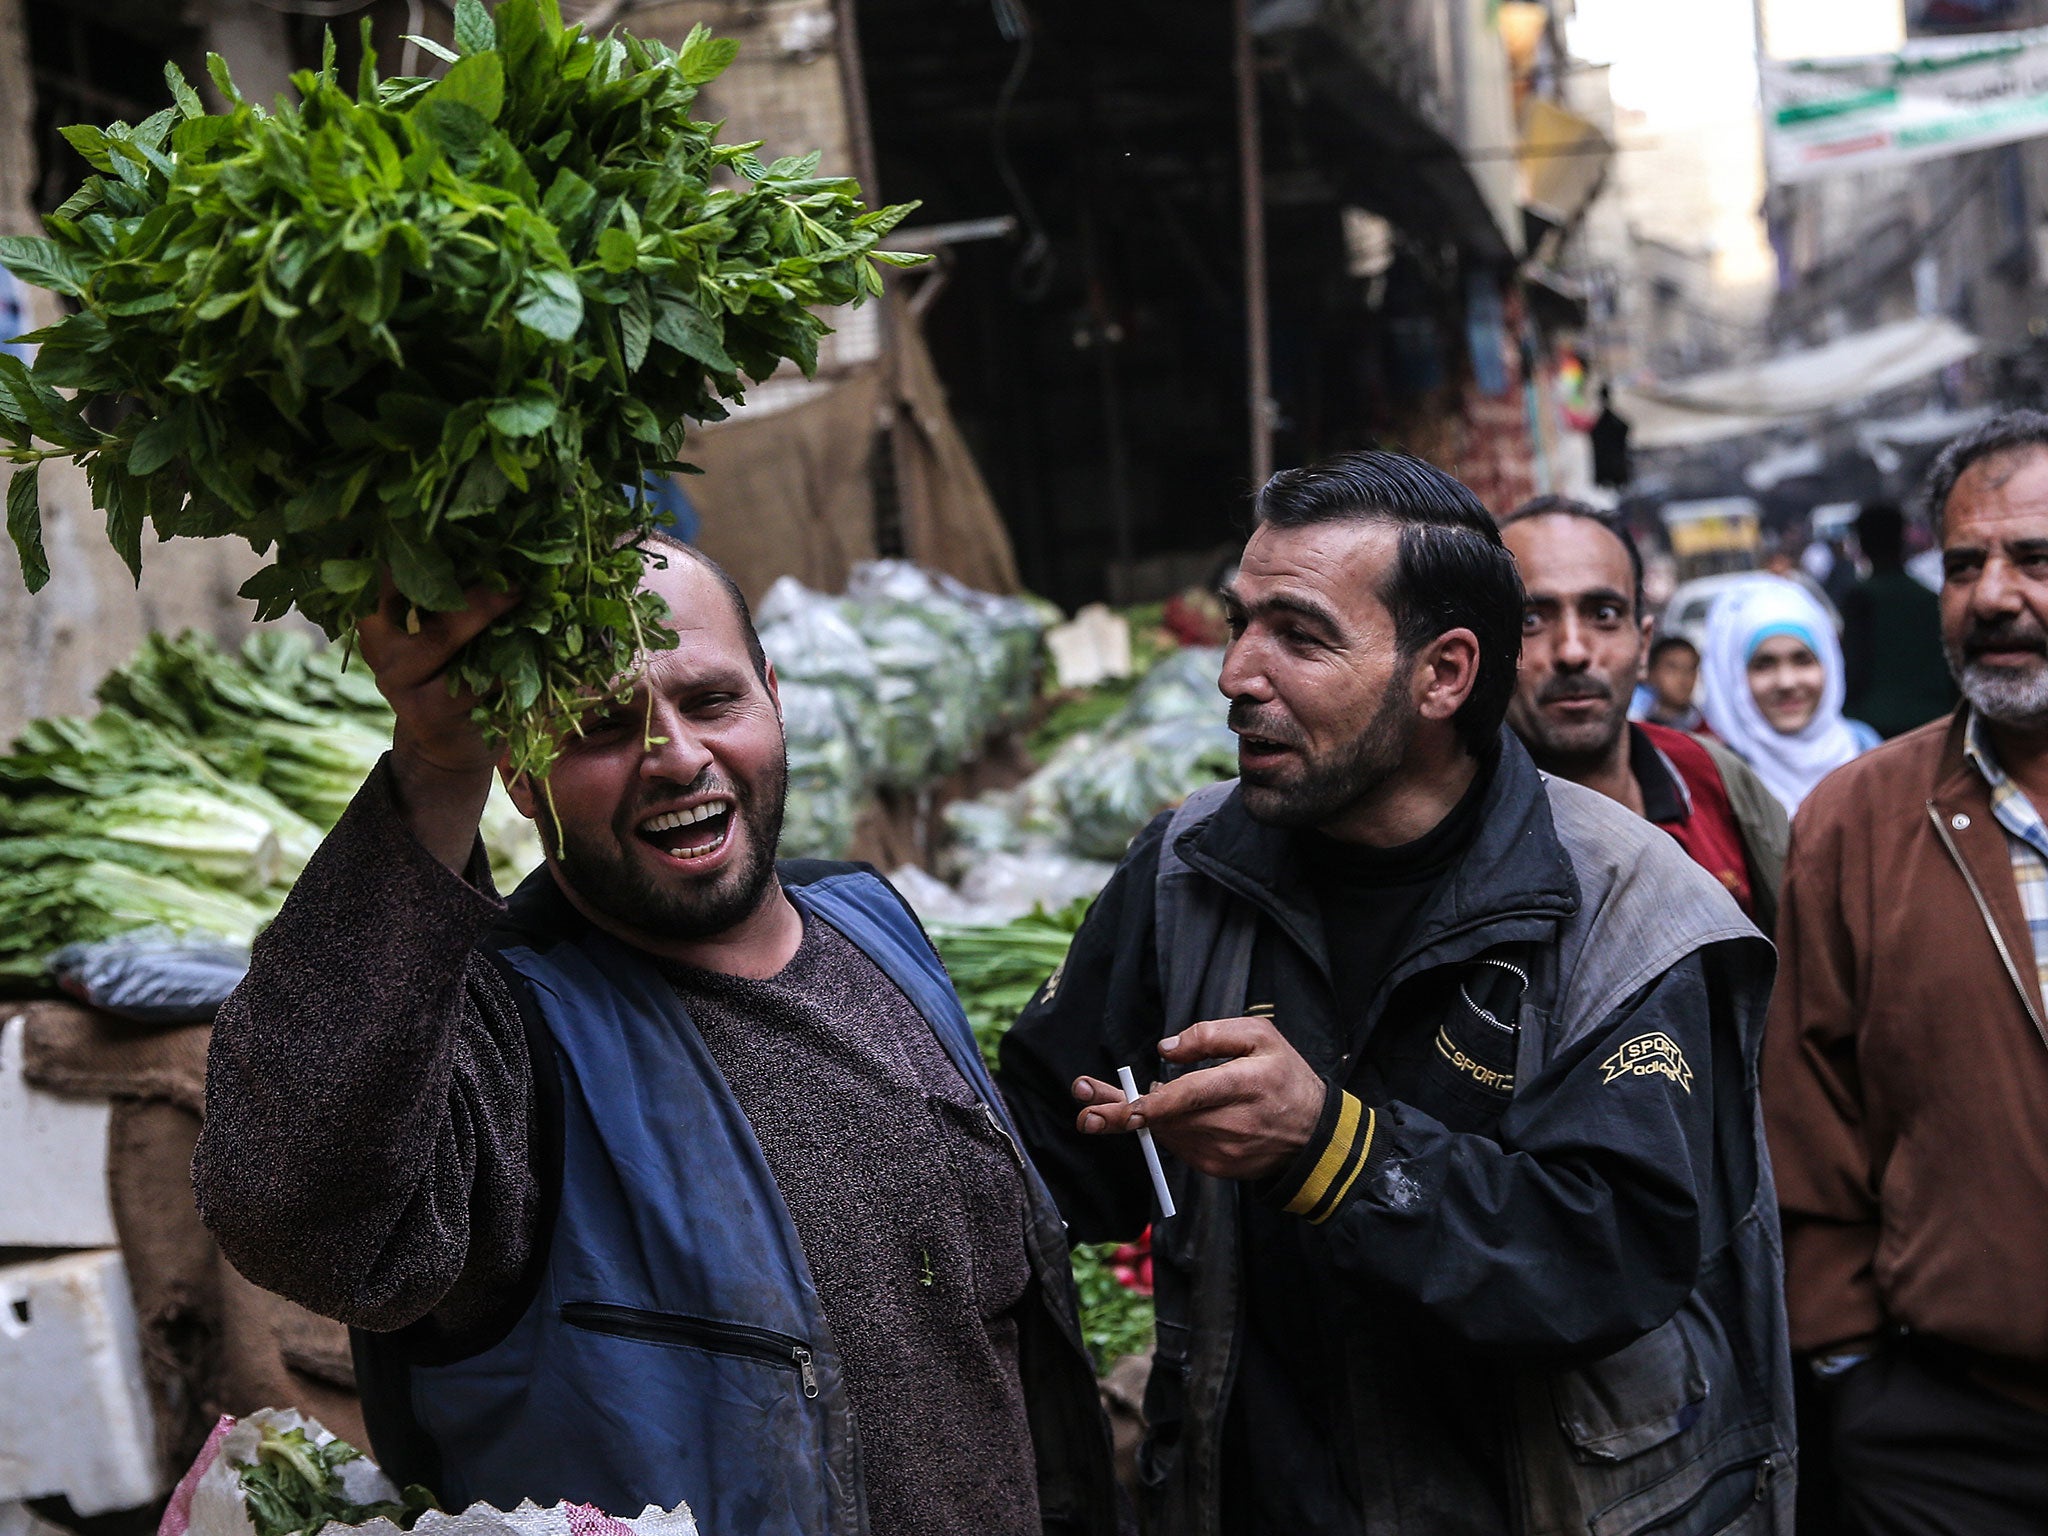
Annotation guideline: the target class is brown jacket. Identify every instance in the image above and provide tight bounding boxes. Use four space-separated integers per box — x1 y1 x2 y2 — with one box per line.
1766 707 2048 1382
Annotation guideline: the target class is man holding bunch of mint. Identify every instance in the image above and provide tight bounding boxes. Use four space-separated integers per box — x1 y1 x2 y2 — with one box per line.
193 539 1117 1536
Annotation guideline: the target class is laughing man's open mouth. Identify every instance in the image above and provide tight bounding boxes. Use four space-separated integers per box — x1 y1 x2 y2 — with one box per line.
637 799 735 861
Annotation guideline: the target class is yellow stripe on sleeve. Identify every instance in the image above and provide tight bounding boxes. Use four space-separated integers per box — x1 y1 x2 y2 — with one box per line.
1310 1106 1376 1224
1282 1091 1362 1217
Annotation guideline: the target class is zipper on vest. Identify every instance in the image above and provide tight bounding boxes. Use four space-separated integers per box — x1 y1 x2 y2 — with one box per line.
561 1302 820 1398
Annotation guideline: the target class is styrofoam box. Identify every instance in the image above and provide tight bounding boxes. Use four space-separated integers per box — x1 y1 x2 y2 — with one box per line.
0 1250 164 1514
0 1502 73 1536
0 1012 118 1249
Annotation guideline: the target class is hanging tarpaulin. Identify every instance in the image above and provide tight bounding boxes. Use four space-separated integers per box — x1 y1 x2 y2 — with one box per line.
1613 316 1981 449
1763 27 2048 183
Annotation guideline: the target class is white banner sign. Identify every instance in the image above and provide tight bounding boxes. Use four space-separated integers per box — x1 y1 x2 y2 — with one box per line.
1763 27 2048 182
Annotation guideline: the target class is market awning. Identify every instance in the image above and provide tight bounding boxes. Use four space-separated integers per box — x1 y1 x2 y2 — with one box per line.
1259 0 1522 263
1615 316 1981 449
1519 98 1612 229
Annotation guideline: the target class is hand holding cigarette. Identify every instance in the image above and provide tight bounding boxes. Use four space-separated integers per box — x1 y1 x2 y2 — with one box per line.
1070 1015 1326 1183
1118 1066 1178 1219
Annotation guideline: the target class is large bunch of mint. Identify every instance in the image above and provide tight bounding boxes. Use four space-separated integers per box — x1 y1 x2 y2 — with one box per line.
0 0 918 776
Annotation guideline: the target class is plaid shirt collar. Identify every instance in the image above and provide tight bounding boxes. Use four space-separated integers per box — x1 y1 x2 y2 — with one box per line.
1963 708 2048 861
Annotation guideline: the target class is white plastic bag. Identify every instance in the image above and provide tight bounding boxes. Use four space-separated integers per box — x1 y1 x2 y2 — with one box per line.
158 1411 697 1536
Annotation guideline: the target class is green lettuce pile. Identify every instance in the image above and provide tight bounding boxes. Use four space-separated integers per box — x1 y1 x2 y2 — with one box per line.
929 897 1089 1069
0 630 540 989
0 0 918 778
0 703 315 984
929 899 1156 1373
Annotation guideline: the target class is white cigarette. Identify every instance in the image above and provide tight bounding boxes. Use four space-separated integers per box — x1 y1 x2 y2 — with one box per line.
1118 1065 1178 1220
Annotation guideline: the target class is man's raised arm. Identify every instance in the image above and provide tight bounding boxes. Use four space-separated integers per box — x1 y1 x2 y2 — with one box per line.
193 586 542 1336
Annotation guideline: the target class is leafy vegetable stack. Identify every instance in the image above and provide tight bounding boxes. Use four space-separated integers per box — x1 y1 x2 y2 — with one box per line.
233 1422 436 1536
0 0 919 776
0 630 541 989
928 898 1159 1373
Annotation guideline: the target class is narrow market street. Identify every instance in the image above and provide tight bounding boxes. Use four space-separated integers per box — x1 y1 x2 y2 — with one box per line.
5 1 2048 1534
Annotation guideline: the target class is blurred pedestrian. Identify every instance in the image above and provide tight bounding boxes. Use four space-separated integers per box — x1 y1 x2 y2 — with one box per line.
1842 500 1958 738
1638 634 1706 731
1767 409 2048 1534
1501 500 1786 926
1591 383 1631 490
1002 454 1793 1536
1698 575 1879 815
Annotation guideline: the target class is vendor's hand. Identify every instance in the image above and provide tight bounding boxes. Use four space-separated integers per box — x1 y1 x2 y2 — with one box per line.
357 576 520 776
1071 1016 1326 1181
356 577 520 872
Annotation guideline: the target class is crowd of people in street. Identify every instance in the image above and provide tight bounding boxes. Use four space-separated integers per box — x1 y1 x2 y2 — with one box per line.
186 413 2048 1535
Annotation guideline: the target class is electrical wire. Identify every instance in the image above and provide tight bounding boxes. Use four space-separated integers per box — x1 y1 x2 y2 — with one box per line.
990 0 1055 302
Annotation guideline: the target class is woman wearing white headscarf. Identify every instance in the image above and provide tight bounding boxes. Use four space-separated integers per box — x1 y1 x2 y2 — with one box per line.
1698 575 1881 816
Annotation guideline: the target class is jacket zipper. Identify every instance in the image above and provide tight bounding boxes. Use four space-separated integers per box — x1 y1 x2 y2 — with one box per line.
560 1302 819 1398
980 1101 1026 1168
1926 801 2048 1054
1358 908 1554 1051
1459 957 1529 1034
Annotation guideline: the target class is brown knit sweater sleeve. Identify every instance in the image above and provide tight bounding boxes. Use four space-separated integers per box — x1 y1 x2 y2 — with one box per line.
193 757 539 1337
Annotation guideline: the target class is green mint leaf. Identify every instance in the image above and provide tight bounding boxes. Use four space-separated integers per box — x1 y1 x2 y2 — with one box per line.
454 0 497 55
205 52 243 105
319 558 375 595
58 125 114 171
103 472 144 583
514 268 583 341
128 412 189 477
406 34 461 65
651 298 733 372
386 534 465 611
596 226 637 274
620 289 652 372
676 24 739 85
486 391 559 437
7 467 47 593
165 62 205 119
51 180 105 221
0 237 92 298
435 52 504 122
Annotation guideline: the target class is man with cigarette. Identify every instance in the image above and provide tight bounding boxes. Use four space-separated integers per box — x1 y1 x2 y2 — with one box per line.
1000 453 1793 1535
193 540 1118 1535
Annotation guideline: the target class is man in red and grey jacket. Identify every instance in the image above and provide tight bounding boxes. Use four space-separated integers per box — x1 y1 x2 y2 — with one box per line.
1501 496 1789 930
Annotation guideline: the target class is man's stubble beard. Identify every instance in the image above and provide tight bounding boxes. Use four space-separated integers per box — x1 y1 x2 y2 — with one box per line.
1947 619 2048 729
555 751 789 942
1510 685 1628 779
1235 677 1418 831
1952 657 2048 727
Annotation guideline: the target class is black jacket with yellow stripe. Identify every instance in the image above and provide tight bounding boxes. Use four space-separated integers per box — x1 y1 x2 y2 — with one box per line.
997 731 1792 1536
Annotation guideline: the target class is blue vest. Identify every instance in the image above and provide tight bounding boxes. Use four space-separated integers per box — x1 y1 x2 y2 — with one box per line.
354 866 1070 1536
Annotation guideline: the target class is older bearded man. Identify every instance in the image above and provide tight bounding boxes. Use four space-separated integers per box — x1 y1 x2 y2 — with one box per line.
1768 410 2048 1533
192 539 1117 1536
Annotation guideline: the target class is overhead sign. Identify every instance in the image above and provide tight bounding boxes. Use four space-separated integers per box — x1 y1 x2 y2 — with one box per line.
1763 27 2048 181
